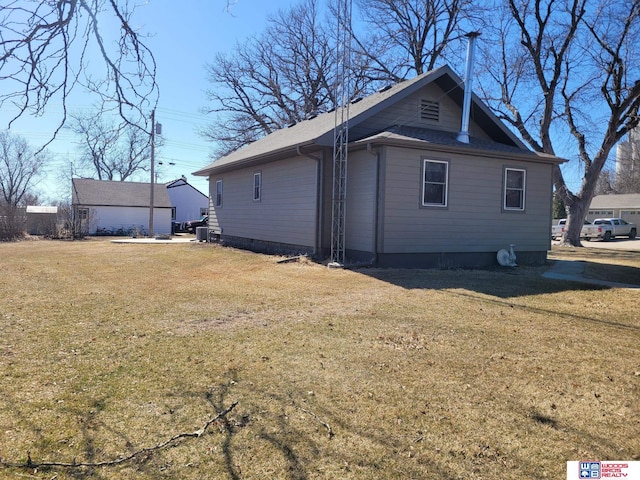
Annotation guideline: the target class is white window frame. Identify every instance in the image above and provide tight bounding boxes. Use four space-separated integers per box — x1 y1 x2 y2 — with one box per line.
421 159 449 207
253 172 262 202
504 167 526 211
215 180 223 207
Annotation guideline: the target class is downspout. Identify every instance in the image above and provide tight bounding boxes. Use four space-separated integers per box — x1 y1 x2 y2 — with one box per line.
297 146 323 256
457 32 481 144
367 143 379 264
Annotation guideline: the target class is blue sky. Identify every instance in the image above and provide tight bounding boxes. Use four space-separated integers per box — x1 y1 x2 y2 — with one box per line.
1 0 298 201
2 0 604 202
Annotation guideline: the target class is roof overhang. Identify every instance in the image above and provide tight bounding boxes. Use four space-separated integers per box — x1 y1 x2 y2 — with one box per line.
193 141 321 176
352 131 567 165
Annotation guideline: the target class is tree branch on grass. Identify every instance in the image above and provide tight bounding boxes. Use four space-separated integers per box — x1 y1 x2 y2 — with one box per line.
0 401 238 471
291 400 334 439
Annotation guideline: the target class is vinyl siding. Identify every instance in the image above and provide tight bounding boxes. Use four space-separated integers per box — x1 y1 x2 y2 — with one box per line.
90 206 172 234
207 196 221 234
381 146 553 253
345 150 377 252
166 182 209 223
350 83 491 141
208 156 318 247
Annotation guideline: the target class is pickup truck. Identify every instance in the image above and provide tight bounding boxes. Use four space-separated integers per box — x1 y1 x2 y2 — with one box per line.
592 218 637 241
551 219 603 241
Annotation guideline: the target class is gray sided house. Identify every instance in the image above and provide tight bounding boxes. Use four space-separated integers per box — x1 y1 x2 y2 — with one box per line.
72 178 173 235
194 65 565 268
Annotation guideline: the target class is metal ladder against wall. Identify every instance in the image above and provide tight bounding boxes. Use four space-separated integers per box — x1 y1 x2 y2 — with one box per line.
330 0 352 267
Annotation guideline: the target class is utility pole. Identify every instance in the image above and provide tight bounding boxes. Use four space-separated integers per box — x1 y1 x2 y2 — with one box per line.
149 109 155 237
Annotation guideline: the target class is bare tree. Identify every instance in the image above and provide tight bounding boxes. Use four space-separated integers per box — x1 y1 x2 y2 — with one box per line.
594 168 616 195
350 0 483 83
70 112 151 181
478 0 640 246
203 0 483 155
54 200 96 239
0 131 48 207
0 0 158 146
0 131 49 240
202 0 340 156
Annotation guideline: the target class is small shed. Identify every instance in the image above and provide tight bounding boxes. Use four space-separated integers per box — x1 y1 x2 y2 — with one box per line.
25 206 58 235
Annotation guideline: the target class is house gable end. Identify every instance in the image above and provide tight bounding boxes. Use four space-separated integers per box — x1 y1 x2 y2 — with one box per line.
194 64 534 177
344 82 494 145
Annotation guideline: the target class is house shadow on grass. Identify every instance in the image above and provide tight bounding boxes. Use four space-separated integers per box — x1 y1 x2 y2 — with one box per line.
353 263 615 299
354 261 640 333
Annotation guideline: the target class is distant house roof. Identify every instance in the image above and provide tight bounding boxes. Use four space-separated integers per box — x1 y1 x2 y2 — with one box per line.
193 64 564 177
590 194 640 209
165 177 189 188
72 178 172 208
165 176 208 198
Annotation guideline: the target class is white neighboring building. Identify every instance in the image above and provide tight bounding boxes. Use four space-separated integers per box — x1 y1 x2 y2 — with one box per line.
72 178 173 235
165 176 209 224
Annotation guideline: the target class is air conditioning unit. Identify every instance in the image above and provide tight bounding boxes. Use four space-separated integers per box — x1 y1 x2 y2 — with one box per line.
196 226 208 242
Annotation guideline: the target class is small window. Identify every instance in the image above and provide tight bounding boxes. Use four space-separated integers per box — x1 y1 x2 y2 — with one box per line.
78 208 89 220
215 180 223 207
253 172 261 201
422 159 448 207
504 168 526 211
200 207 208 216
420 99 440 122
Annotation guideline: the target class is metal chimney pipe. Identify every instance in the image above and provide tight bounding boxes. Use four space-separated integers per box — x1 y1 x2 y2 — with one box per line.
457 31 481 144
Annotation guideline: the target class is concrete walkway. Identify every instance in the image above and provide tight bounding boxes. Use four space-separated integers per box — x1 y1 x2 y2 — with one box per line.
110 236 197 244
542 260 639 289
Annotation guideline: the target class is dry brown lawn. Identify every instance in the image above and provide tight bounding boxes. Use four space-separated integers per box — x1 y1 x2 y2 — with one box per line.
0 238 638 479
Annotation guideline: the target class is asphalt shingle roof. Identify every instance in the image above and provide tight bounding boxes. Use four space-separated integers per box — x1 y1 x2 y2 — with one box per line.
193 65 555 176
357 125 561 160
72 179 172 208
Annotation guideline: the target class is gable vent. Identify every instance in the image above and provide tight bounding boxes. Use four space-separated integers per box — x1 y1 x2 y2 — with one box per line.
420 99 440 122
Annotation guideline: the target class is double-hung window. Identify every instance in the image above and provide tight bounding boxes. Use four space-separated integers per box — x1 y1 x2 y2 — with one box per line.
215 180 223 207
253 172 261 201
422 159 448 207
504 168 526 211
